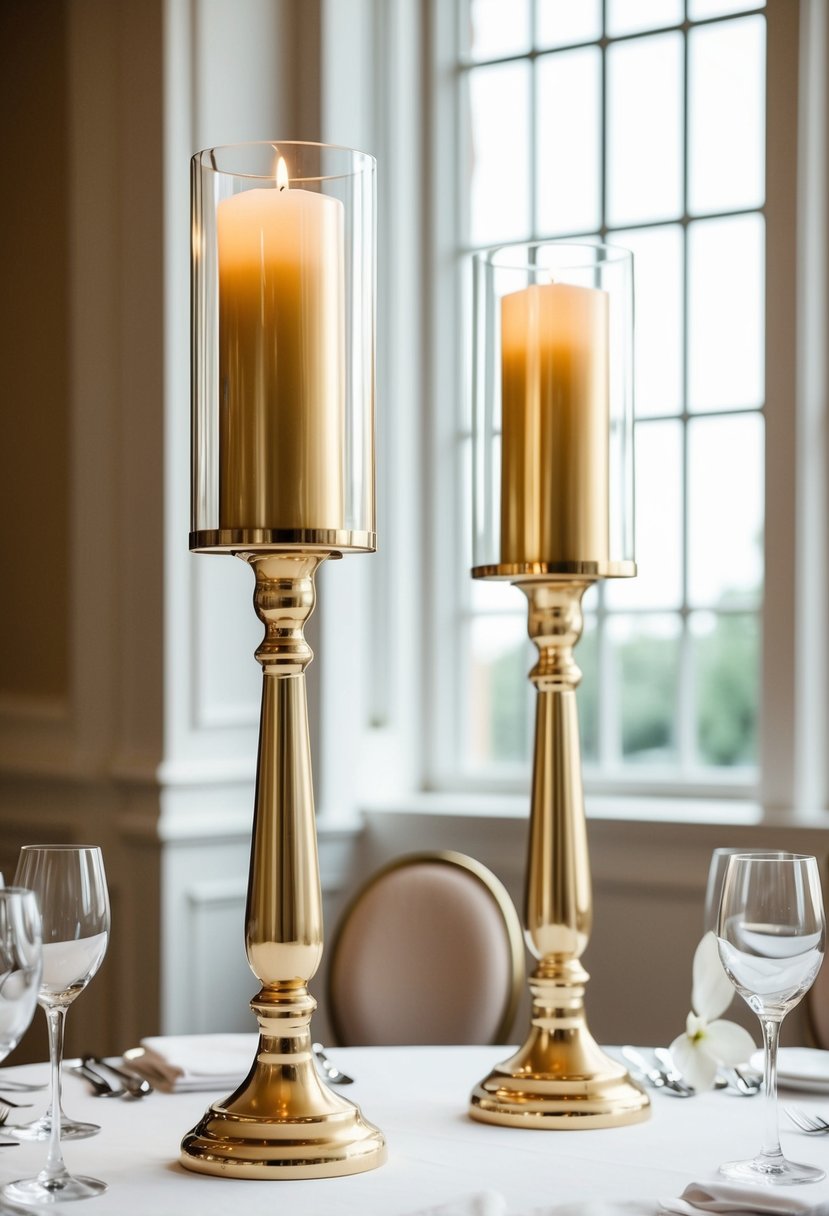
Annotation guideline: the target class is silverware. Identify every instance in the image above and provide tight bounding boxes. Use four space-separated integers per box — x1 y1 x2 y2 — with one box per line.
0 1094 32 1109
620 1046 693 1097
0 1079 47 1093
785 1106 829 1134
0 1098 22 1141
82 1055 152 1098
68 1060 125 1098
726 1066 762 1096
312 1043 354 1085
653 1047 696 1096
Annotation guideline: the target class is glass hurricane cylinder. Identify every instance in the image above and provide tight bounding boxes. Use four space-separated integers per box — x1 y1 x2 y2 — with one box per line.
183 142 384 1180
191 141 375 552
472 242 634 578
468 241 647 1129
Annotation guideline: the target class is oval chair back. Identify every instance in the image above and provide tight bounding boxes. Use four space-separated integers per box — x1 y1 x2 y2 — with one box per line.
327 851 524 1046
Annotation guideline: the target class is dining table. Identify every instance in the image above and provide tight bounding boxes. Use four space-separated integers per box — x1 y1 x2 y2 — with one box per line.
1 1044 828 1215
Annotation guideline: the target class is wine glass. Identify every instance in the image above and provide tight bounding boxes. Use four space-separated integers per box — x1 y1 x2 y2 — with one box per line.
0 888 42 1064
4 846 110 1205
717 852 825 1185
704 847 746 933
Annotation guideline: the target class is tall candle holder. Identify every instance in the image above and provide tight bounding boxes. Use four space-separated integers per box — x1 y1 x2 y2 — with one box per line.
468 242 649 1128
182 142 385 1178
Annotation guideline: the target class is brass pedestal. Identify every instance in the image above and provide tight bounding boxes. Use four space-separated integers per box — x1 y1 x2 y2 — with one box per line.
469 577 649 1130
180 553 386 1178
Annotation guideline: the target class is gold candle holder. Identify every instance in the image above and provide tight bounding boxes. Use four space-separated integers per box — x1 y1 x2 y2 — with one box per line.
468 243 649 1128
184 142 385 1178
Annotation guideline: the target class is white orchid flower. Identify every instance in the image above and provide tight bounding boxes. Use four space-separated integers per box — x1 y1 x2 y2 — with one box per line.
668 931 756 1092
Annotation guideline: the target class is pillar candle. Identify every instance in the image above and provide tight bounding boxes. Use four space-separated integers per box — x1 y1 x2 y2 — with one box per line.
217 163 345 531
500 282 609 565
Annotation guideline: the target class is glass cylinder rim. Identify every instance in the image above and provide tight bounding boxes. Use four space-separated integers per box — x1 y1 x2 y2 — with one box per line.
475 239 633 274
18 844 103 854
193 140 375 184
725 852 817 864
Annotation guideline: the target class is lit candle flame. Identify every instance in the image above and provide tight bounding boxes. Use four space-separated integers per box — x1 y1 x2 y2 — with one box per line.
276 157 289 192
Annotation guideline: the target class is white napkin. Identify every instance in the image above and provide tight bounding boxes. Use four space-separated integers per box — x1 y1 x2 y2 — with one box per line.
659 1181 829 1216
123 1033 257 1093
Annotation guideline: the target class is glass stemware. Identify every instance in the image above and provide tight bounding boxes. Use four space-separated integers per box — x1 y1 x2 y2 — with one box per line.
0 888 42 1067
704 847 746 934
4 846 110 1205
717 851 825 1185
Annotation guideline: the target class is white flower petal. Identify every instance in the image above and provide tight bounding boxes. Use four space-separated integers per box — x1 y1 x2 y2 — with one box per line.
704 1019 756 1066
670 1032 719 1091
692 931 734 1022
686 1011 706 1037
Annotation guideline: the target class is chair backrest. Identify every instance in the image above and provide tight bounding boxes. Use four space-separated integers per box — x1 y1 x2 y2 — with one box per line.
327 850 524 1046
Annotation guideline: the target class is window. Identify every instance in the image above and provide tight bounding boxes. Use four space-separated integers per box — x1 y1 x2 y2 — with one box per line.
427 0 775 797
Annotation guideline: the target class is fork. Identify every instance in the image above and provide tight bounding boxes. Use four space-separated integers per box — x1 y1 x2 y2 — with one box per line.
0 1098 23 1145
784 1106 829 1134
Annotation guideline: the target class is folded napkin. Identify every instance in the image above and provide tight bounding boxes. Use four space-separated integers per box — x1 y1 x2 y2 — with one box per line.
659 1181 829 1216
123 1033 257 1093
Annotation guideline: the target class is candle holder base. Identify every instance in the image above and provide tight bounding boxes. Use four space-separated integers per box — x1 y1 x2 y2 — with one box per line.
470 964 649 1130
180 987 386 1179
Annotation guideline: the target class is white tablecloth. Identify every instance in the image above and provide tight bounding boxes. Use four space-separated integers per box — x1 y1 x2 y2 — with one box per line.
2 1046 829 1215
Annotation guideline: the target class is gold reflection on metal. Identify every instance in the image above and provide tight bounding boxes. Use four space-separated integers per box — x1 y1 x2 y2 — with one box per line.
469 579 650 1129
180 553 386 1179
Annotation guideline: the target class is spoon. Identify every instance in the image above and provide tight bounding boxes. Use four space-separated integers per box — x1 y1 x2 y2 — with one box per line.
82 1055 153 1098
312 1043 354 1085
69 1060 125 1097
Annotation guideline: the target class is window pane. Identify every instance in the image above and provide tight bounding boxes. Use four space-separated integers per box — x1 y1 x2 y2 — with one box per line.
691 611 759 767
609 615 681 764
465 615 531 765
688 214 764 411
466 62 531 245
611 225 683 417
536 49 601 235
689 17 765 216
689 0 765 18
464 0 531 61
608 420 683 610
536 0 601 48
606 0 683 37
688 413 764 608
606 34 683 227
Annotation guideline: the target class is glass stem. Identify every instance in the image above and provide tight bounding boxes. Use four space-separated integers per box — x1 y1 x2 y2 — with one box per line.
42 1005 69 1185
760 1015 783 1161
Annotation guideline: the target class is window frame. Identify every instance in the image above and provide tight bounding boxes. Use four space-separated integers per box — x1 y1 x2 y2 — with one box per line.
423 0 804 808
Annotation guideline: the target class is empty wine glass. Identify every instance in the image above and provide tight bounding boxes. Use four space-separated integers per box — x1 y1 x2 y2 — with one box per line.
4 846 110 1205
0 888 42 1064
704 847 746 933
717 852 825 1185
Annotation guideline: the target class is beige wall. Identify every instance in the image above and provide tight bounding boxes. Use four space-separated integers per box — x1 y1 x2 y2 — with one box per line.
0 0 70 702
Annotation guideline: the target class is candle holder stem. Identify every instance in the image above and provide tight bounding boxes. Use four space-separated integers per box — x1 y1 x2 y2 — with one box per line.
470 579 649 1129
180 553 386 1178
